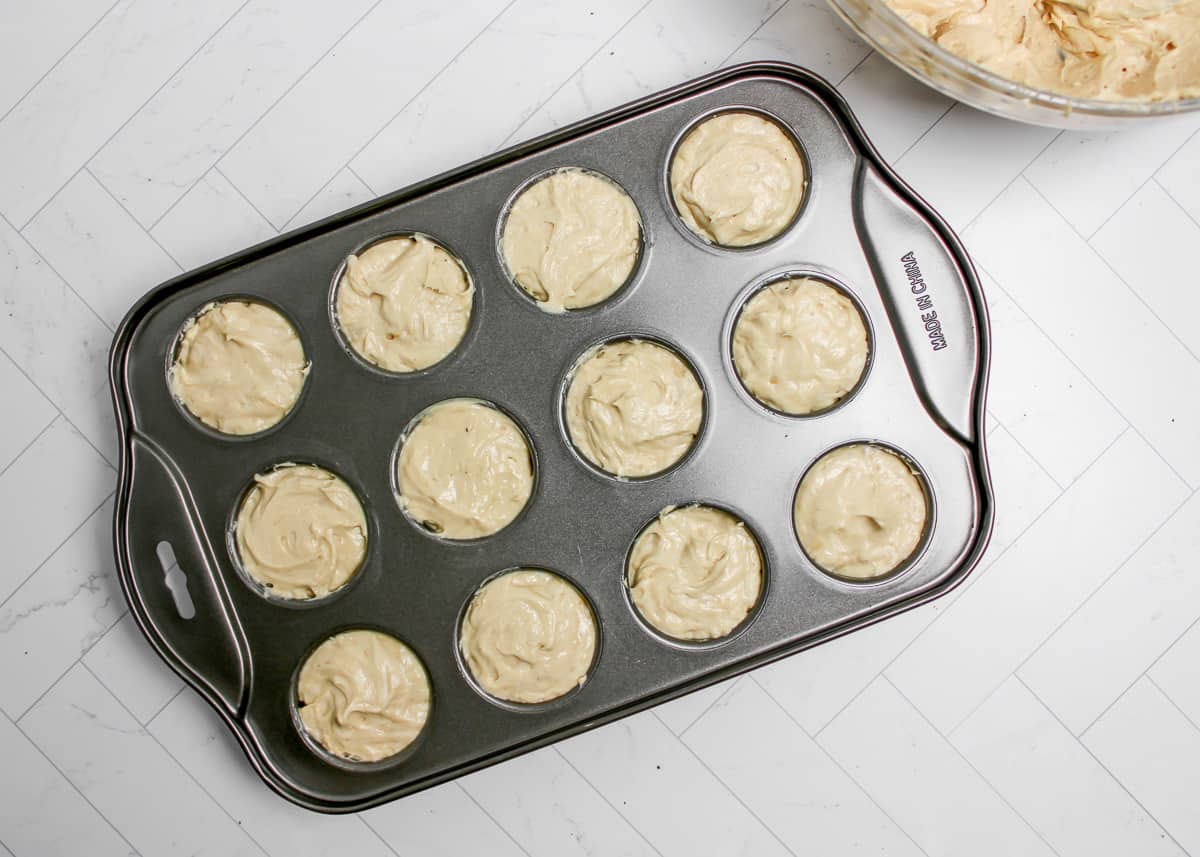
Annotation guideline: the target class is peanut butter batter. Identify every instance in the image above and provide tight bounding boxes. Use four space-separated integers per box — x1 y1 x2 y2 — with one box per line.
170 301 308 435
501 168 641 312
886 0 1200 100
733 277 869 415
297 630 430 763
235 464 367 600
794 444 927 580
670 112 806 247
397 399 534 539
335 234 474 373
628 505 763 641
460 569 596 704
565 340 704 478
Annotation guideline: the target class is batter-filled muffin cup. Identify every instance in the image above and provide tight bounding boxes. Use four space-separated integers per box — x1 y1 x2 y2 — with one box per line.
669 111 806 248
169 300 309 435
233 463 368 601
794 443 929 581
732 276 869 415
564 338 704 478
459 569 597 705
396 399 535 539
627 505 764 642
500 168 642 312
334 234 474 373
295 629 431 763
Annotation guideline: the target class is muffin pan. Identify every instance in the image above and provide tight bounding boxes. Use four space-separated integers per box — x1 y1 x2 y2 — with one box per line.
109 62 993 812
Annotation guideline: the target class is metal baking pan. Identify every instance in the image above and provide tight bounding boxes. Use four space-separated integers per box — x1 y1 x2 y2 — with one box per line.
109 61 993 812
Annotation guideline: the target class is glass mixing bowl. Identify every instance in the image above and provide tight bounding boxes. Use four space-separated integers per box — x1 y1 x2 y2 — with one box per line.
827 0 1200 129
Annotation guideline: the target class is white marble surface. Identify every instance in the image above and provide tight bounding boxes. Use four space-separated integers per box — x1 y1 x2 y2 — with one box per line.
1 1 1199 855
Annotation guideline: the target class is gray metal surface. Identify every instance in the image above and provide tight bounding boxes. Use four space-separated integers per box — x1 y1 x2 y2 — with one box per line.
109 62 993 812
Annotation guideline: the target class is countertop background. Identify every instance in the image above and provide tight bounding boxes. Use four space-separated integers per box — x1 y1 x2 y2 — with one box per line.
2 1 1200 855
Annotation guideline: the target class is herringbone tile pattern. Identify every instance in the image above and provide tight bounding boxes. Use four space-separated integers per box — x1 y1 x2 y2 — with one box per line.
2 2 1199 855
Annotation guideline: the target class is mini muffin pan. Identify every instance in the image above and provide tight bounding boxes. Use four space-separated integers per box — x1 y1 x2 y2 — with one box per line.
109 62 993 812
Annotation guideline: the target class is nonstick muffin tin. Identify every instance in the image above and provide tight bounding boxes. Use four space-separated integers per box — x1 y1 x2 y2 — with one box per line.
109 62 993 812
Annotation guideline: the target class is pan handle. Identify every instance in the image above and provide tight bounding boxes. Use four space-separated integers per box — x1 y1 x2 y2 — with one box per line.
853 164 985 444
115 435 250 716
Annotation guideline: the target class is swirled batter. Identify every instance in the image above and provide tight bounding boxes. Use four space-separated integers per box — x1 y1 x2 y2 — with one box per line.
460 569 596 704
566 340 703 478
670 112 806 247
297 630 430 763
335 234 474 372
794 444 927 580
733 277 869 415
628 505 763 641
501 168 641 312
397 399 534 539
885 0 1200 101
170 301 308 435
235 464 367 600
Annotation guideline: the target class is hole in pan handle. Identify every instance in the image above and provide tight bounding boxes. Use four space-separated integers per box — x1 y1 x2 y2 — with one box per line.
853 165 985 444
118 436 252 716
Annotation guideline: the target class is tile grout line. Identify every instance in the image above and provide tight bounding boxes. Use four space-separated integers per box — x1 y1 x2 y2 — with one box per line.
993 417 1069 491
494 0 657 151
1082 124 1200 242
937 467 1195 738
8 706 144 857
949 128 1065 235
975 255 1195 491
0 410 57 481
809 425 1130 741
1077 612 1200 740
355 815 404 857
83 165 186 271
17 0 256 232
280 165 370 231
717 0 796 68
212 165 281 234
143 0 388 233
652 709 802 857
0 0 125 127
674 677 744 739
1145 674 1200 737
1027 177 1200 385
750 673 935 857
0 344 116 469
835 47 875 87
882 675 1066 857
455 781 536 857
553 746 669 857
1008 485 1198 712
1015 674 1194 857
145 685 188 728
1154 174 1200 233
6 211 118 335
77 661 272 857
286 0 524 225
0 490 116 620
18 606 132 723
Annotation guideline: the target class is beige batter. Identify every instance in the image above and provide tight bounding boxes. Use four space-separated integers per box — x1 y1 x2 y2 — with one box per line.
670 112 806 247
235 464 367 600
886 0 1200 100
628 505 763 641
335 234 474 373
397 399 534 539
794 444 928 580
565 340 704 478
501 168 641 312
297 630 430 763
170 301 309 435
460 569 597 704
733 277 869 415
